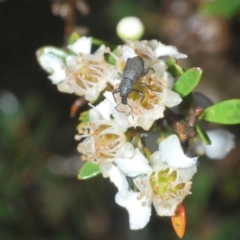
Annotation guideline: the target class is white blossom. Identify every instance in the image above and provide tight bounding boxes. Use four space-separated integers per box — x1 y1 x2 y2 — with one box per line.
115 191 152 230
111 135 197 229
115 148 152 177
75 103 126 164
37 37 114 101
105 40 183 130
37 50 66 84
57 44 110 101
67 37 92 55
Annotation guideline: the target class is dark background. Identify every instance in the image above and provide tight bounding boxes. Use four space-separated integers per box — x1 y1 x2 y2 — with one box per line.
1 0 240 239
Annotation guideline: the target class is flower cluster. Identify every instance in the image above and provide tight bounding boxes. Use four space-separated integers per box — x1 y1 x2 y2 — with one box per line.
36 34 236 236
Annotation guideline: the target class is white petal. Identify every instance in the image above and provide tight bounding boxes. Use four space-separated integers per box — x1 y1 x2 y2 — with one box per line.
147 39 159 50
106 164 129 197
203 129 236 160
89 108 102 121
154 43 187 59
166 72 175 88
115 191 151 230
93 45 106 59
67 37 92 54
103 91 129 131
115 148 152 177
57 81 73 93
133 106 164 130
158 135 197 168
93 98 114 121
122 45 137 61
66 55 78 70
39 53 66 83
153 197 179 216
118 142 135 159
162 87 182 107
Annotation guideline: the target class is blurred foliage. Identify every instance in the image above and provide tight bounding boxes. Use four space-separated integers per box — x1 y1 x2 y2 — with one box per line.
0 94 122 239
201 0 240 18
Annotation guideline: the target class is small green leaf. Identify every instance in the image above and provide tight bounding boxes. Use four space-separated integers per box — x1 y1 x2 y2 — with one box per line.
92 38 106 46
173 68 202 97
106 48 117 65
77 162 101 180
77 110 90 129
196 123 211 145
68 32 80 45
79 110 89 123
92 38 116 50
200 99 240 124
166 58 185 77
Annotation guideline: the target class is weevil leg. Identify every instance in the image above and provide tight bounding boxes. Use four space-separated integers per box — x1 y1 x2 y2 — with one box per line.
115 102 121 112
143 66 155 75
127 103 134 119
133 89 145 103
115 102 134 119
112 88 120 103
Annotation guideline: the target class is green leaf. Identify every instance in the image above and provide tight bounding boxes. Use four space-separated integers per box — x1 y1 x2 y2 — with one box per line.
92 38 116 50
106 48 117 65
201 0 240 18
196 123 211 145
77 110 90 129
173 68 202 97
92 38 106 46
68 32 80 45
79 110 89 123
77 162 101 180
166 58 185 77
200 99 240 124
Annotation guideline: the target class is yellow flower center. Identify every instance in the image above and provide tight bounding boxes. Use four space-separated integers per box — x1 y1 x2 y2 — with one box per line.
150 169 186 199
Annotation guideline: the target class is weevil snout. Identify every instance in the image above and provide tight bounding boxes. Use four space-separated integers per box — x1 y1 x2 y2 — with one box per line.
121 96 128 105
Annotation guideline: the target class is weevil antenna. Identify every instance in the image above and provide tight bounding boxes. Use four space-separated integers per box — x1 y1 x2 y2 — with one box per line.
115 103 134 119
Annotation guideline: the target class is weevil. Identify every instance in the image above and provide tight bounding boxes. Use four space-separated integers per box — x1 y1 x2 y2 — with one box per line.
113 56 154 113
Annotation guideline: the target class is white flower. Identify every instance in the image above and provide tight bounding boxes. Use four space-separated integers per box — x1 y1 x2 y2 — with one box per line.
110 135 197 229
37 37 114 101
115 148 152 177
75 103 126 164
115 191 152 230
58 44 110 101
154 134 198 168
67 37 92 54
37 49 66 84
104 57 182 130
111 146 153 229
152 41 187 59
148 135 197 216
105 40 183 130
101 163 129 197
120 39 187 61
203 129 235 160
